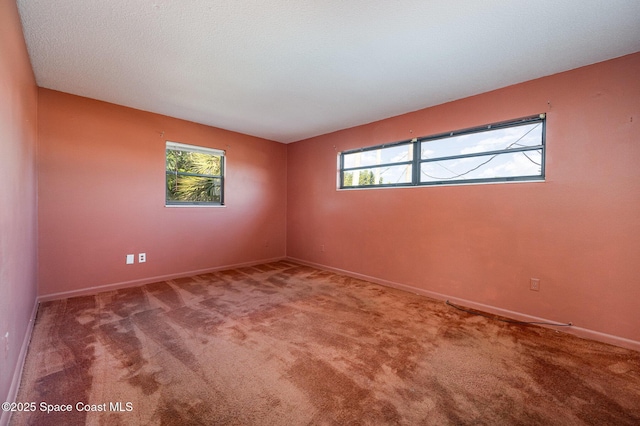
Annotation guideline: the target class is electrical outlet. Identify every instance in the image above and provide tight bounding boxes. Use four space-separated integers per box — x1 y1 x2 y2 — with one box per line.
530 278 540 291
126 254 134 265
321 244 325 252
138 253 146 263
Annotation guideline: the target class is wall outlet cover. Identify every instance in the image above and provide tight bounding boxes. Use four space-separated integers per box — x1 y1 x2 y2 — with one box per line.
530 278 540 291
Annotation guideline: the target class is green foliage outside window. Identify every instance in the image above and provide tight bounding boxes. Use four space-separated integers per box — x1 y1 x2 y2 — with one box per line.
166 147 224 205
343 170 383 187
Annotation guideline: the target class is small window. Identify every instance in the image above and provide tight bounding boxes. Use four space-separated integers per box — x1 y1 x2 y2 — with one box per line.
339 114 545 188
166 142 225 206
342 143 414 187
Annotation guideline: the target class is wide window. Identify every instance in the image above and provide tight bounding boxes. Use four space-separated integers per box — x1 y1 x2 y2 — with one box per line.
165 142 225 206
339 114 545 188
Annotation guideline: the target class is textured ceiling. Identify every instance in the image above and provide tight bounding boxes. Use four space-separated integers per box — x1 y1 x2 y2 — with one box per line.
17 0 640 143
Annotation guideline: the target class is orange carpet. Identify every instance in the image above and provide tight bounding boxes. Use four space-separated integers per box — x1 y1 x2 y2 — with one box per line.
11 261 640 425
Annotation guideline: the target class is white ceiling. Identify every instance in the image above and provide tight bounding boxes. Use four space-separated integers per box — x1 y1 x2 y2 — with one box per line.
17 1 640 143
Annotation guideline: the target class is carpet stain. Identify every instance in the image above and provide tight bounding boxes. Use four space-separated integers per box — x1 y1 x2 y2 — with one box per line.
288 355 402 424
145 282 185 310
99 318 146 372
165 305 224 335
132 309 199 373
18 298 97 425
104 286 149 318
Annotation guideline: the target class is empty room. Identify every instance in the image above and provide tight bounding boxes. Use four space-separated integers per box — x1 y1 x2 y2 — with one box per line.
2 0 639 424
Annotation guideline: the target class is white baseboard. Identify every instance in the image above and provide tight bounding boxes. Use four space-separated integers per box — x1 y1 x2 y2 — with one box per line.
1 298 39 426
38 256 287 303
287 257 640 352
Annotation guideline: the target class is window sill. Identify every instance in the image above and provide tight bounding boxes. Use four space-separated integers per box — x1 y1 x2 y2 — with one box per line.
165 204 227 208
337 178 545 191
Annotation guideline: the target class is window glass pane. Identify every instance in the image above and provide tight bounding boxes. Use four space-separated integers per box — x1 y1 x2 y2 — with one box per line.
342 164 412 187
421 122 542 160
420 150 542 183
344 144 412 168
166 150 222 176
166 174 222 203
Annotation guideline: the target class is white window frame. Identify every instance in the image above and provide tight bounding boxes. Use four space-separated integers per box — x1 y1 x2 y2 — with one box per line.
165 141 225 206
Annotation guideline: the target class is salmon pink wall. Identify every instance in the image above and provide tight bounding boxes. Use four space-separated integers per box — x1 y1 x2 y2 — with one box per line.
0 0 38 419
287 53 640 348
38 89 287 297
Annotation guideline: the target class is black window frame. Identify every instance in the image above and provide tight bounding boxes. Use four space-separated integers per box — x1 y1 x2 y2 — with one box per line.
165 141 225 206
338 114 545 189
